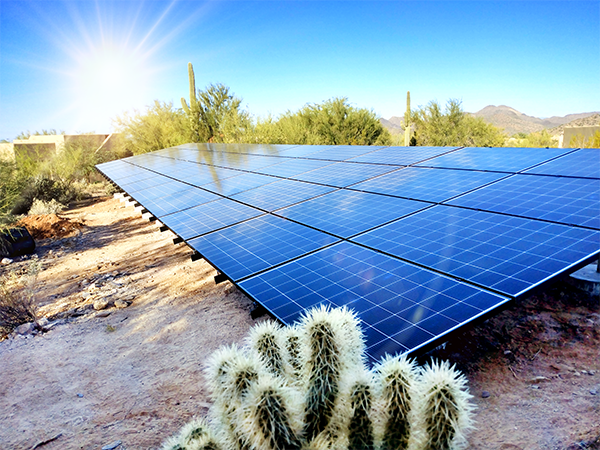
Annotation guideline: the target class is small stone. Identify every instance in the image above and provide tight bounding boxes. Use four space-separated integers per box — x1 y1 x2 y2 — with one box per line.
77 393 84 398
114 299 130 309
588 370 596 376
1 258 13 265
14 322 38 335
531 385 540 390
102 440 122 450
38 317 49 328
574 371 581 377
481 391 490 398
591 389 598 396
93 299 110 310
96 311 111 318
528 376 549 383
503 350 512 355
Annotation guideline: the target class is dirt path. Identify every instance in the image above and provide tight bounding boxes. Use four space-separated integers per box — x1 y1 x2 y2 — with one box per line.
0 195 598 449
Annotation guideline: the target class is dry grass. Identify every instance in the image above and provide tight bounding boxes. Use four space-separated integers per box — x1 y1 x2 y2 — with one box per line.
0 256 40 336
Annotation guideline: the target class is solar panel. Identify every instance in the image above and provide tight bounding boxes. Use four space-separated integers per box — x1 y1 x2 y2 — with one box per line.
291 161 399 187
302 145 385 161
97 143 600 361
238 241 510 361
188 215 339 282
525 148 600 179
231 179 335 212
447 174 600 229
350 167 507 202
200 172 278 196
129 184 220 218
352 205 599 297
159 198 263 240
418 147 570 172
349 146 460 165
276 189 430 238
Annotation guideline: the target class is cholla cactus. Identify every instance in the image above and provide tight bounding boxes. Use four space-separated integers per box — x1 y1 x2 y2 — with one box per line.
162 306 475 450
413 360 475 450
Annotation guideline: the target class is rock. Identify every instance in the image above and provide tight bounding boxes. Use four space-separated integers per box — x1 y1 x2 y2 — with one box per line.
38 317 49 328
93 299 110 310
114 299 130 309
591 389 598 396
77 393 84 398
102 440 122 450
14 322 38 335
588 370 596 376
531 385 540 390
1 258 13 265
528 376 550 383
481 391 491 398
96 311 111 318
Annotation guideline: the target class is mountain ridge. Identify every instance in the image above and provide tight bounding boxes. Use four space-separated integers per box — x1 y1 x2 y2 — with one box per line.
381 106 600 137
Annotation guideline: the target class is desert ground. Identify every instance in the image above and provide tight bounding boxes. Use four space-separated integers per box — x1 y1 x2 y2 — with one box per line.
0 194 598 450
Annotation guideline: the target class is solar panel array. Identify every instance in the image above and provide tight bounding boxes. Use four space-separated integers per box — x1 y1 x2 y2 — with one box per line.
97 143 600 362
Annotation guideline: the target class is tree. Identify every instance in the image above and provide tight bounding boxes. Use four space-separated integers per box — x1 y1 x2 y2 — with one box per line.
181 63 250 143
113 100 188 154
272 97 392 146
412 99 506 147
570 130 600 148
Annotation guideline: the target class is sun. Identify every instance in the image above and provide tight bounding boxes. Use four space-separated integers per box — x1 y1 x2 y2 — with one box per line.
71 44 150 130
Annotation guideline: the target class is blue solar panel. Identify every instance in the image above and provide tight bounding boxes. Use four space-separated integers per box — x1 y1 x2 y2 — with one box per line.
349 146 460 165
188 215 339 281
239 241 510 361
159 198 263 240
304 145 385 161
231 179 335 211
351 167 507 202
98 143 600 360
256 158 335 178
291 162 399 187
447 174 600 229
525 148 600 179
276 189 429 238
201 172 277 196
418 147 570 172
278 145 336 157
129 185 220 218
353 205 600 297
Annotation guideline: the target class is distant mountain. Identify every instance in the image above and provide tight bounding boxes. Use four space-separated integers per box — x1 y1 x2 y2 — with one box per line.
546 113 600 136
380 106 600 137
472 106 600 136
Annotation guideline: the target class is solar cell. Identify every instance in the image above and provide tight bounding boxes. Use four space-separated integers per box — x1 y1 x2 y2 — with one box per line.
349 146 460 165
353 205 600 297
525 148 600 179
119 173 174 193
188 215 339 281
418 147 570 172
351 167 507 202
159 198 263 240
278 145 336 157
276 189 430 238
447 174 600 229
238 241 510 361
231 179 335 211
291 161 399 187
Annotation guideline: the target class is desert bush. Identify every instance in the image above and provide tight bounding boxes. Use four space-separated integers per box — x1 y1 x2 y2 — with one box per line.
162 305 474 450
0 256 41 336
28 199 66 215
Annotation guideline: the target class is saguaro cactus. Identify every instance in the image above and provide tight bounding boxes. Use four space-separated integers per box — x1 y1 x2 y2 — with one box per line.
404 91 412 147
181 62 201 142
162 305 475 450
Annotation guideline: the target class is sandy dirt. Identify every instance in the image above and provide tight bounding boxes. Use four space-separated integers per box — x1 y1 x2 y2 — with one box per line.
0 195 598 450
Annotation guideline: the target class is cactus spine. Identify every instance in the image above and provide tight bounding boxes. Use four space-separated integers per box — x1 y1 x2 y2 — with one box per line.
163 306 475 450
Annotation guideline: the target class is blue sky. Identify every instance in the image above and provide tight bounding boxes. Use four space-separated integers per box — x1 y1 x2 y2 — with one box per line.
1 0 598 140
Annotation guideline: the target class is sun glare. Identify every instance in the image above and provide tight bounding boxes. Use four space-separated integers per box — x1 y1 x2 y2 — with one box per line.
72 45 150 129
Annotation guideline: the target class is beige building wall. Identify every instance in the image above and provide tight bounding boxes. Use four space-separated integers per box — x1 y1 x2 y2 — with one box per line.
561 126 600 148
